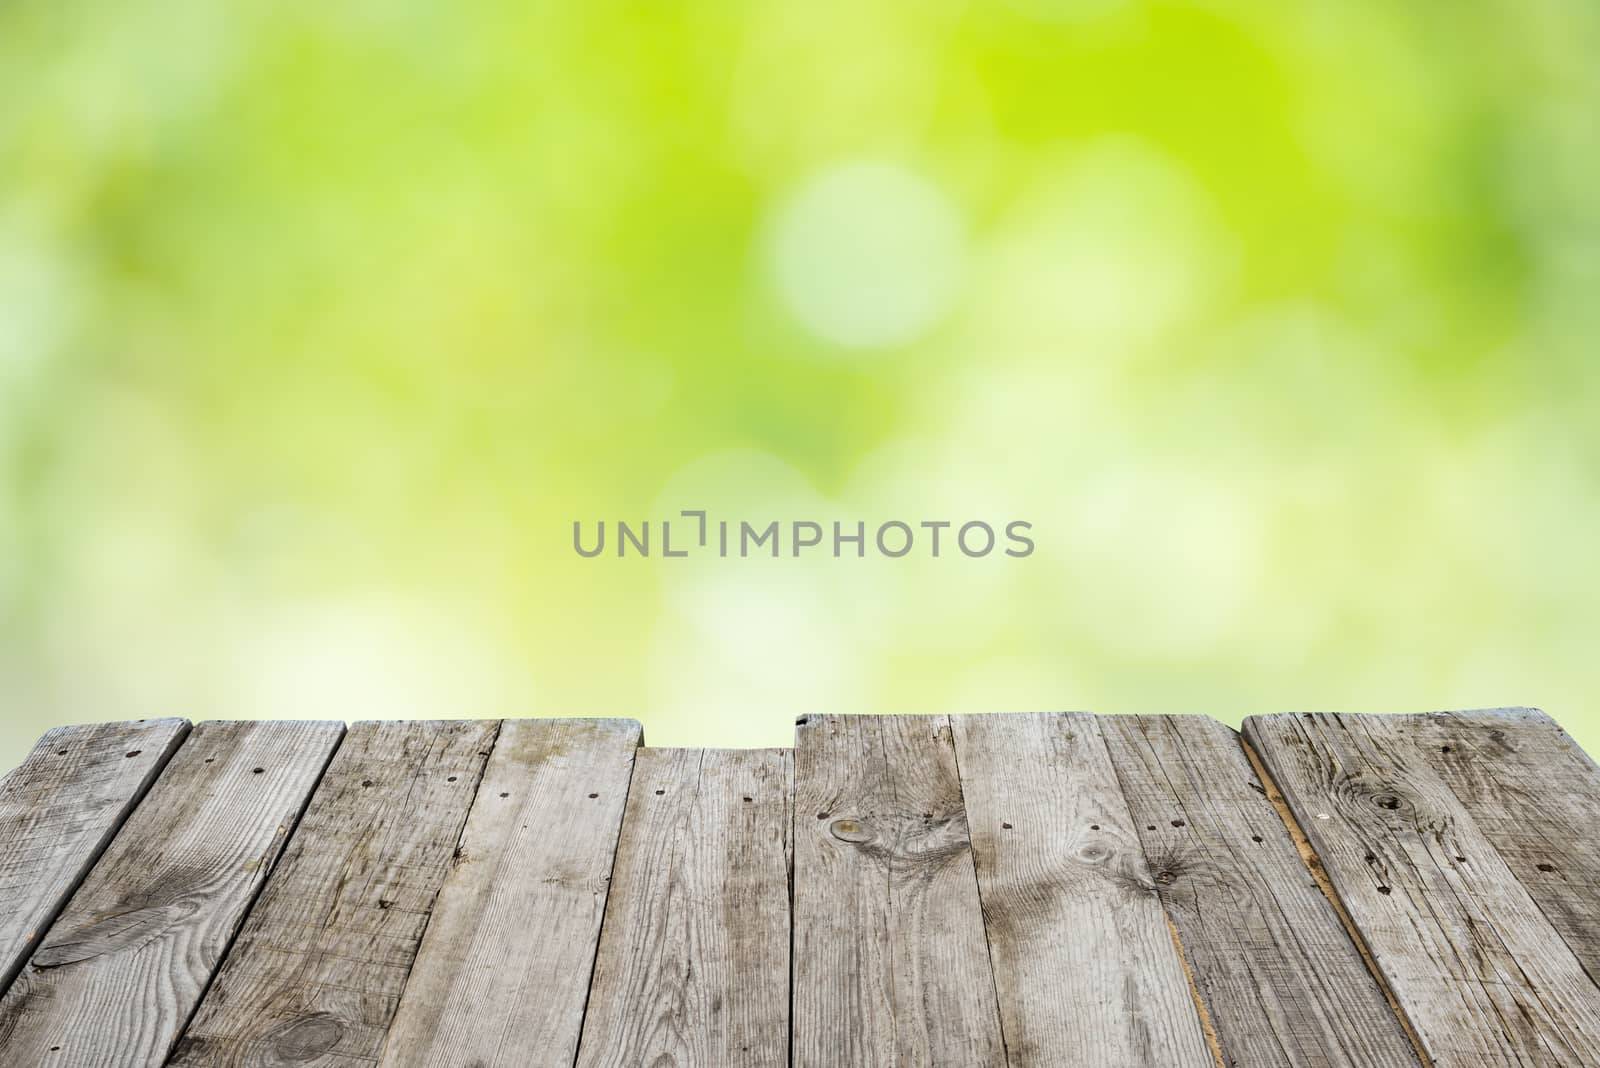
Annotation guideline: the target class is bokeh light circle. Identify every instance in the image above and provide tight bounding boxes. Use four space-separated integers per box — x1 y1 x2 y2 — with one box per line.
769 160 965 352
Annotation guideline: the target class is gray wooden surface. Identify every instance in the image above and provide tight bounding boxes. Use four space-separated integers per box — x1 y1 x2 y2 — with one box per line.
1245 712 1600 1067
1101 714 1420 1067
377 718 642 1068
576 748 792 1068
2 710 1598 1067
792 714 1006 1068
0 718 189 995
952 712 1213 1067
169 720 499 1067
0 720 343 1066
1404 708 1600 987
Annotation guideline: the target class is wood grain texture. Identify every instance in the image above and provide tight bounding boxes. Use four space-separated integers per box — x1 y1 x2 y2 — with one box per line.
0 719 344 1067
0 718 189 996
1401 708 1600 989
377 718 642 1068
1101 714 1419 1067
792 714 1006 1068
1245 712 1600 1066
950 712 1212 1067
575 748 791 1068
169 720 500 1067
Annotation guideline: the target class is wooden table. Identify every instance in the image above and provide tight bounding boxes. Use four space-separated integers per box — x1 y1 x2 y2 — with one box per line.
0 708 1595 1066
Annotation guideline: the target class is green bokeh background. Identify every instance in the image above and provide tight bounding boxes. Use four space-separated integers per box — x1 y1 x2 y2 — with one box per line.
3 0 1597 771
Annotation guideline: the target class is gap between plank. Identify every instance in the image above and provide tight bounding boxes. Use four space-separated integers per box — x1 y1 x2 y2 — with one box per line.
1238 735 1433 1068
787 741 797 1068
370 719 507 1065
944 715 1013 1067
564 723 647 1068
1097 719 1223 1068
0 720 193 1004
1161 913 1225 1068
166 722 348 1062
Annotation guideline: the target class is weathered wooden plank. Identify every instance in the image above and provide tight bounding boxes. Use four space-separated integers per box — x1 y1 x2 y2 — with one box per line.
1400 708 1600 989
949 712 1212 1067
168 720 500 1067
791 714 1005 1068
1101 714 1419 1067
0 720 344 1066
377 718 642 1068
1245 712 1600 1066
0 718 190 996
575 748 791 1068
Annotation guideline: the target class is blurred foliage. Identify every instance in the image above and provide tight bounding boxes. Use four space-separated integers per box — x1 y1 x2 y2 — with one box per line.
2 0 1598 767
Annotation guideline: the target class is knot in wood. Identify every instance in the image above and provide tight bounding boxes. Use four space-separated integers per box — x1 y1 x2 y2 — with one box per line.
260 1012 344 1064
34 895 203 968
1077 842 1111 864
1340 775 1418 824
829 818 874 844
825 810 973 869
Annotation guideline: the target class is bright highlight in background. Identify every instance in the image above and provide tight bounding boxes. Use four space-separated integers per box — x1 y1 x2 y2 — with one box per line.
772 161 966 351
1 0 1598 768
